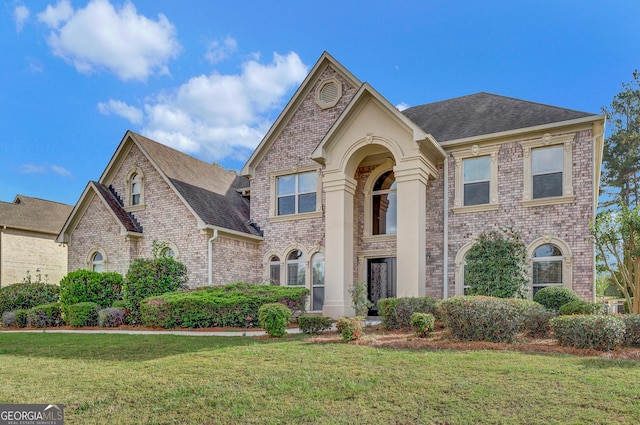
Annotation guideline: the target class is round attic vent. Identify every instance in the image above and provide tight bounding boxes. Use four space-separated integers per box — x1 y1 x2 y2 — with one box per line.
315 77 342 109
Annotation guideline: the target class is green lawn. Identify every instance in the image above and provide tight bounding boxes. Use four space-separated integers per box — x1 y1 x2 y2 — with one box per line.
0 333 639 424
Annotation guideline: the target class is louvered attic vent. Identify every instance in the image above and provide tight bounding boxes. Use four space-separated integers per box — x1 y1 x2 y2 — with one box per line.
315 77 342 109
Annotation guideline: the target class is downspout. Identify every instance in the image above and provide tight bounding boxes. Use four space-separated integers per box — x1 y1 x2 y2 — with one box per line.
443 157 449 300
208 228 219 287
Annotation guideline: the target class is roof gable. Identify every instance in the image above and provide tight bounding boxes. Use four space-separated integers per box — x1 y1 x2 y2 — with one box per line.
0 195 73 235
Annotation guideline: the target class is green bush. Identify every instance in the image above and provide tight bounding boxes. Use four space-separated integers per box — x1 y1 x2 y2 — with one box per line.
550 315 625 351
558 300 607 316
622 315 640 347
139 283 309 328
258 303 291 337
507 299 554 338
0 283 60 313
98 308 127 328
111 300 127 308
124 257 188 323
410 312 435 338
298 316 333 335
336 316 364 342
59 270 123 310
440 296 523 343
65 302 100 327
27 303 63 328
2 311 17 327
377 297 440 330
533 286 581 311
15 309 29 328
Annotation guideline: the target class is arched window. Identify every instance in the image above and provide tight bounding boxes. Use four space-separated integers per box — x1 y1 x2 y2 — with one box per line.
372 170 397 235
311 253 325 311
131 173 141 206
269 255 281 285
91 252 104 272
454 243 474 296
162 247 175 258
532 244 563 295
286 250 306 286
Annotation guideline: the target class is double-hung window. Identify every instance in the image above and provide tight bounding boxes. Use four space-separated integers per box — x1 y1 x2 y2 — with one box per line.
452 145 499 213
277 172 316 216
532 146 563 199
463 157 490 206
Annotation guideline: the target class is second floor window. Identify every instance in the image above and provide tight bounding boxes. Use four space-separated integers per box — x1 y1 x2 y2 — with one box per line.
463 157 490 206
131 173 141 205
532 146 563 199
277 172 316 215
372 171 397 235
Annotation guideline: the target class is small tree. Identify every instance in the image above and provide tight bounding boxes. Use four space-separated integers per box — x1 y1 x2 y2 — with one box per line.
349 281 373 316
591 206 640 313
465 227 528 298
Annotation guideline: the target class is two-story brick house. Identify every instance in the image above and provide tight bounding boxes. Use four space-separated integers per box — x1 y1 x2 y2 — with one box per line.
58 52 605 318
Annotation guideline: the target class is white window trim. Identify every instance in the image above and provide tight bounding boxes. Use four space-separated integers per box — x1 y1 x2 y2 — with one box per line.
451 144 500 214
521 133 575 207
268 166 322 222
526 234 573 298
125 166 145 212
310 249 325 312
454 243 474 296
86 247 107 272
362 159 398 242
262 250 282 285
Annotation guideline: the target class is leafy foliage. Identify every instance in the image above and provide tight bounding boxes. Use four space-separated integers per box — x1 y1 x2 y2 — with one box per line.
336 316 364 342
558 300 607 315
27 303 64 328
0 283 60 314
98 307 127 328
532 286 581 311
377 297 440 330
622 315 640 347
139 283 309 328
410 313 435 338
507 299 554 338
349 281 373 316
124 256 188 323
65 302 100 327
465 227 528 298
298 316 333 335
59 270 123 310
440 296 523 343
258 303 291 338
550 315 625 351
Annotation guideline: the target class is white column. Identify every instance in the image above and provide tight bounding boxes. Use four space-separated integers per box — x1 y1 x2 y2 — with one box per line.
322 172 357 318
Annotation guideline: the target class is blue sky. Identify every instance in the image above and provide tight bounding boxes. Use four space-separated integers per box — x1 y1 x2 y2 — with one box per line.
1 0 638 206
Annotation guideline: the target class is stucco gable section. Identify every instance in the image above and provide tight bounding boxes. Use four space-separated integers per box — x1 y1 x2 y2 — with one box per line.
241 52 362 178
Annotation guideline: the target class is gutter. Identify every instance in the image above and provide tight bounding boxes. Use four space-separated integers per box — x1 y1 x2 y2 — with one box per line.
207 228 219 287
443 158 449 300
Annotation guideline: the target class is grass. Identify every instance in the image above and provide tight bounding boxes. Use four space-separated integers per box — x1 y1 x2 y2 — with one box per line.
0 333 639 424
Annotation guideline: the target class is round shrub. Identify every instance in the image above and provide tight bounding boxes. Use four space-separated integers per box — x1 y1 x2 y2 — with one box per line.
410 312 435 338
533 287 581 311
550 315 625 351
378 297 440 330
27 303 63 328
622 315 640 347
336 316 364 342
0 283 60 314
65 302 100 327
440 296 523 343
258 303 291 337
558 300 607 316
2 311 18 327
98 307 127 328
298 315 333 335
507 299 554 338
59 270 123 310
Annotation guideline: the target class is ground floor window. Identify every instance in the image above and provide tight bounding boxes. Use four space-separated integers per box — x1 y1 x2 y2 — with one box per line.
91 252 104 272
269 255 281 285
286 250 306 286
532 243 563 295
311 253 325 311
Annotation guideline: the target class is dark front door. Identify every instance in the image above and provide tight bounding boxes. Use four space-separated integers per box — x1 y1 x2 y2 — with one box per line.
367 257 397 316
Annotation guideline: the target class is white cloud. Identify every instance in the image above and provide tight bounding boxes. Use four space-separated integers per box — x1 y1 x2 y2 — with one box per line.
104 52 308 162
396 102 410 111
205 36 238 64
20 163 73 177
98 99 143 124
14 5 30 32
38 0 180 81
50 165 73 177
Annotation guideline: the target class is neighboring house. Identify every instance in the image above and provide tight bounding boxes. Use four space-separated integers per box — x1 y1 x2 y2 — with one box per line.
0 195 73 286
59 52 606 318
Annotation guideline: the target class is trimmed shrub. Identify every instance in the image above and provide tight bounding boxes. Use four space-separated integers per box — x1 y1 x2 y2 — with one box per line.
298 316 333 335
622 315 640 347
507 299 554 338
533 286 581 311
14 309 29 328
410 312 435 338
0 283 60 314
98 308 127 328
2 311 17 327
59 270 123 310
378 297 440 330
550 315 625 351
65 302 100 327
336 317 364 342
124 257 188 323
258 303 291 338
440 296 523 343
111 300 127 308
140 284 309 328
558 300 607 316
27 303 63 328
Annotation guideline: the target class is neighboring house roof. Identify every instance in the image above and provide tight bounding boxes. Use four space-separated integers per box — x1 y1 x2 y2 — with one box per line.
402 92 597 143
0 195 72 235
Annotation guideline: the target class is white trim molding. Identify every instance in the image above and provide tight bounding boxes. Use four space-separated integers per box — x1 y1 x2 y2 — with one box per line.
451 144 500 214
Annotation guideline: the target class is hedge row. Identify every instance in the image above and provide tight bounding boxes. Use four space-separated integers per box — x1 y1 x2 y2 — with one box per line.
377 297 440 330
0 283 60 314
140 283 309 328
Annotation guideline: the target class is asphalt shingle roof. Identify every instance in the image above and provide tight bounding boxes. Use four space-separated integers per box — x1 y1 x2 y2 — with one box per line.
91 182 142 234
401 92 595 142
0 195 73 235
